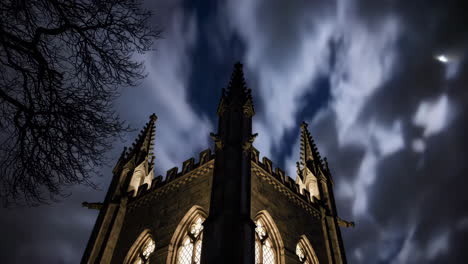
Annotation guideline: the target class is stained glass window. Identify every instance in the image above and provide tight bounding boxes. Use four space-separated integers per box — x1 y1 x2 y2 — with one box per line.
176 216 205 264
127 236 155 264
255 220 276 264
296 239 319 264
296 243 310 264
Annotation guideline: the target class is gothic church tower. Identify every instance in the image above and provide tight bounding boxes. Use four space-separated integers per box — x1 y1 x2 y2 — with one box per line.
82 63 352 264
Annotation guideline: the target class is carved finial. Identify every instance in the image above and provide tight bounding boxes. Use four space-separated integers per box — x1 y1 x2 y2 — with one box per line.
210 133 224 150
242 133 258 154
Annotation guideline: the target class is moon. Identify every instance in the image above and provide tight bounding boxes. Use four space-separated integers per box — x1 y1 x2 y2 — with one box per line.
436 55 449 63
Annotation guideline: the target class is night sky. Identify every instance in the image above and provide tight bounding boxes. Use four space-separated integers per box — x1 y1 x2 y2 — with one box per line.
1 0 468 263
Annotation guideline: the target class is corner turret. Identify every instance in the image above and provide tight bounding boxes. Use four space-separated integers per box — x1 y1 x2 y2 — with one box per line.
296 121 323 201
119 114 157 196
81 114 157 263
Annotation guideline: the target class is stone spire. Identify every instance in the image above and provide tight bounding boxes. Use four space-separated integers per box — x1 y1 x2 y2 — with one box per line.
217 62 254 118
226 62 251 101
297 121 347 263
299 121 324 173
82 113 157 263
121 113 157 171
202 63 256 264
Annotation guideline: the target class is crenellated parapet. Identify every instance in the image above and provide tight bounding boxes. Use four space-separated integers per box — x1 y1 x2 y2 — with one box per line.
125 148 215 208
250 147 322 219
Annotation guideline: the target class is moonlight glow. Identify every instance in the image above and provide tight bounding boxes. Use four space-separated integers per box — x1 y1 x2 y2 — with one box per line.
436 55 449 63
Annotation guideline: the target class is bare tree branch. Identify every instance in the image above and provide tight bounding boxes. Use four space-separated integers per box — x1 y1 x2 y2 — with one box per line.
0 0 160 206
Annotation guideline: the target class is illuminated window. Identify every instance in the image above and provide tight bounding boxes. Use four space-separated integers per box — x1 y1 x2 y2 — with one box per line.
296 243 309 264
296 236 319 264
177 216 205 264
255 219 276 264
124 231 156 264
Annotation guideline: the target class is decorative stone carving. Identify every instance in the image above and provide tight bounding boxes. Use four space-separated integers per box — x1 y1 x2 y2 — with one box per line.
210 133 224 150
243 98 255 117
337 217 355 228
242 133 258 155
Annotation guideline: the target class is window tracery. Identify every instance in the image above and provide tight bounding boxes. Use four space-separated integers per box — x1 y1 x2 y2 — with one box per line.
296 243 309 264
255 219 276 264
295 236 319 264
124 231 156 264
177 216 205 264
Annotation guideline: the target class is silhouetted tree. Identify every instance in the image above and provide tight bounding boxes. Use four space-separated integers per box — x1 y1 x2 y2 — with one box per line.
0 0 159 206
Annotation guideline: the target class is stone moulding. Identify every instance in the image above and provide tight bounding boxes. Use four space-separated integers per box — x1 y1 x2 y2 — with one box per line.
252 162 321 220
126 144 322 219
128 159 215 212
125 149 213 200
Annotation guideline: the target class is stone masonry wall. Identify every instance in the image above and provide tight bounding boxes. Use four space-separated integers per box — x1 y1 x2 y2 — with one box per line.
110 160 214 264
251 162 329 264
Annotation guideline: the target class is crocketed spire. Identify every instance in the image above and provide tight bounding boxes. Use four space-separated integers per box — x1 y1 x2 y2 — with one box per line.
217 62 254 118
117 114 157 172
299 121 324 171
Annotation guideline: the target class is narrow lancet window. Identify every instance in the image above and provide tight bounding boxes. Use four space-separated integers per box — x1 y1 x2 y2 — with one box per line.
296 236 319 264
177 216 205 264
124 231 156 264
296 243 309 264
255 219 276 264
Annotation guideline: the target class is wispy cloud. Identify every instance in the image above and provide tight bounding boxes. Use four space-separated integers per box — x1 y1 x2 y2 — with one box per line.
141 9 213 172
224 0 335 159
222 0 467 263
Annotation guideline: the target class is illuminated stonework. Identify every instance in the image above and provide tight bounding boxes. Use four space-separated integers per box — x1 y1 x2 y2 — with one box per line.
82 63 350 264
177 216 204 264
295 236 320 264
255 219 276 264
124 231 155 264
296 243 307 263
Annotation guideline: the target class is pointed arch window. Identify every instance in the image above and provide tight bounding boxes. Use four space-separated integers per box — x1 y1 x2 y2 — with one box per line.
296 235 319 264
176 216 205 264
168 206 208 264
255 219 276 264
124 230 156 264
254 211 285 264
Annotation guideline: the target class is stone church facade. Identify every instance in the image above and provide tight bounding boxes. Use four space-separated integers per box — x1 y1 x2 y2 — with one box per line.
81 63 353 264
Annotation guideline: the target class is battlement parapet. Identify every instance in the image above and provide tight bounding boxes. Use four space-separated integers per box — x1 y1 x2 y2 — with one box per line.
250 147 319 209
127 148 214 201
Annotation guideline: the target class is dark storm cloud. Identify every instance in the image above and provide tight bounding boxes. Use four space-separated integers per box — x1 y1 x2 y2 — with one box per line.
223 0 468 263
291 0 468 263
